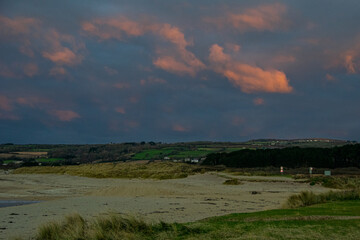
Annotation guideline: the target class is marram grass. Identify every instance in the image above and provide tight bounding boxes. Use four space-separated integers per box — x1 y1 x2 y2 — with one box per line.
284 190 360 208
27 201 360 240
13 162 206 180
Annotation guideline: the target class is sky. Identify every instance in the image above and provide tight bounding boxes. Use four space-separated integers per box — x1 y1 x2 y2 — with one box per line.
1 0 360 144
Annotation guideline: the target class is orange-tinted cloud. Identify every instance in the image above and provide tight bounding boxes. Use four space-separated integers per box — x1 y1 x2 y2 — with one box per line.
125 120 139 128
115 107 126 114
172 124 188 132
272 55 296 64
0 95 12 111
23 63 38 77
253 97 265 105
83 16 204 76
42 47 80 65
344 52 356 74
0 112 20 120
82 17 148 41
16 96 50 108
205 3 288 32
225 43 241 53
0 63 18 78
0 16 39 36
209 44 293 93
231 116 245 126
104 66 118 76
114 82 130 89
50 110 80 121
140 76 167 86
50 66 67 76
153 56 197 76
325 74 336 81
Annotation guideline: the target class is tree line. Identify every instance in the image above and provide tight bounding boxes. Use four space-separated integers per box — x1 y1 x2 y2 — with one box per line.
202 144 360 168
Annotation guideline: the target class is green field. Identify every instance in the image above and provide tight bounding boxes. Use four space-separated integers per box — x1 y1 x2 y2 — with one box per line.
132 149 175 160
36 158 65 163
132 147 225 160
2 159 19 164
33 201 360 240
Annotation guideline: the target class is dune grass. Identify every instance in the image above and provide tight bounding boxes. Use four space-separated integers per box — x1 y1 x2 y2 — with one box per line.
31 201 360 240
284 190 360 208
223 178 242 185
13 162 206 180
309 176 360 189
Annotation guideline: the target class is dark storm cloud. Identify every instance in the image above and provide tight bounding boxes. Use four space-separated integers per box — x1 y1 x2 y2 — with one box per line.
1 0 360 143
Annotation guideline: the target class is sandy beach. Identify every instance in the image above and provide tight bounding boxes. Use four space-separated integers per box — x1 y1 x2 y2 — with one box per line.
0 171 331 239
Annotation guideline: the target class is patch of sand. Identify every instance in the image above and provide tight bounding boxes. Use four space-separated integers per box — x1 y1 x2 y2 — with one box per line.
0 172 331 239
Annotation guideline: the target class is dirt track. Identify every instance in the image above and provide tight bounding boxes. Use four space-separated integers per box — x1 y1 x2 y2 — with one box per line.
0 172 331 239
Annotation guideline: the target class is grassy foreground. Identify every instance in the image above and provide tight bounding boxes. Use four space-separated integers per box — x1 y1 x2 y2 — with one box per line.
13 162 206 180
30 200 360 240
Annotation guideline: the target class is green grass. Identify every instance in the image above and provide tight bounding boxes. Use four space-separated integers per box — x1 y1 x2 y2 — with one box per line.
3 159 18 164
31 201 360 240
132 149 175 160
36 158 65 163
132 147 219 160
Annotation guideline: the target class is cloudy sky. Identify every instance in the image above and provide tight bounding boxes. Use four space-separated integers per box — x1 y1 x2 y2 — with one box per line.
1 0 360 143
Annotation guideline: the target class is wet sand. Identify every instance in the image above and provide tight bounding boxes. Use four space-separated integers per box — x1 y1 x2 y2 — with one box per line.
0 171 331 239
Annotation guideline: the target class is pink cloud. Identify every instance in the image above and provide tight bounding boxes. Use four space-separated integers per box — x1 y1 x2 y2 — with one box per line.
0 95 12 111
344 53 356 74
0 112 20 120
157 24 189 48
104 66 118 76
16 96 50 108
0 63 18 78
231 116 245 126
23 63 38 77
0 16 39 36
129 96 139 103
209 44 293 93
50 66 67 76
18 40 34 57
114 82 130 89
82 17 148 41
153 56 197 76
40 29 85 67
229 3 287 31
42 47 80 65
253 97 265 105
225 43 241 52
205 3 288 32
172 124 188 132
82 16 204 76
140 76 167 86
115 107 126 114
125 120 139 128
50 110 80 122
272 55 296 64
325 74 336 81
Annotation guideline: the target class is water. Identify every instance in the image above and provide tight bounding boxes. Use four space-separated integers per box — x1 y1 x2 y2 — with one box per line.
0 200 40 208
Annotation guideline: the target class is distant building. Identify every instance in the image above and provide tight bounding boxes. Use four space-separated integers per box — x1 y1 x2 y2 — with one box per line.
164 156 170 160
191 159 199 163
